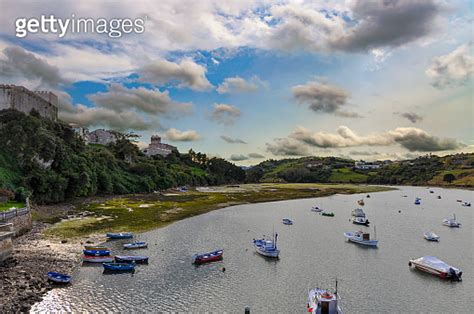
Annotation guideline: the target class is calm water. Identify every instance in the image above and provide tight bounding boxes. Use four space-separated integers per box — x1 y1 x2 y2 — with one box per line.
32 186 473 313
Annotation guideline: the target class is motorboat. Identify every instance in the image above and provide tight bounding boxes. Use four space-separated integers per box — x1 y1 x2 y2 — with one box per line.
429 190 434 194
437 196 442 199
82 255 114 263
192 249 223 264
253 233 279 258
123 241 148 249
351 208 365 218
408 256 462 281
115 255 149 264
282 218 293 225
311 206 323 212
106 232 133 239
461 202 471 207
344 228 378 247
47 272 72 284
423 232 440 241
442 214 461 227
414 199 421 205
357 199 365 206
83 249 111 256
102 262 135 272
307 281 343 314
321 211 334 217
351 217 370 226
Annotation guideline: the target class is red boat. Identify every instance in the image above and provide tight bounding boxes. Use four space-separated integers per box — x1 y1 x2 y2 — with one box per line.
192 249 223 264
82 255 114 263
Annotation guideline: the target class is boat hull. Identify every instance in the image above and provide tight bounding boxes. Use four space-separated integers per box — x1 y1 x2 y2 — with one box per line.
103 263 135 272
115 256 149 264
84 246 108 251
124 242 148 249
83 250 111 256
408 256 462 281
106 233 133 239
255 248 279 258
82 256 114 263
47 272 71 284
193 251 224 264
344 233 378 247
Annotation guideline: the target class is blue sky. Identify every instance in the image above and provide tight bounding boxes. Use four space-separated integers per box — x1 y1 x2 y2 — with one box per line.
0 0 472 164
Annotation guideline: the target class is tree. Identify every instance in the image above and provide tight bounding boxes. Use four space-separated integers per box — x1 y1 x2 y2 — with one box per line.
443 173 456 183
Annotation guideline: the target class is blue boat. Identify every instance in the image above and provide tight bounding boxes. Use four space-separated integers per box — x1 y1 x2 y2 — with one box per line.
106 232 133 239
414 200 421 205
115 255 149 264
47 272 72 284
83 249 111 256
123 241 148 249
253 233 280 258
282 218 293 225
103 262 135 272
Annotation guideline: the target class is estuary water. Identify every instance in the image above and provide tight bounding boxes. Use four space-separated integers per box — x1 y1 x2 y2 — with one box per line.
32 186 473 313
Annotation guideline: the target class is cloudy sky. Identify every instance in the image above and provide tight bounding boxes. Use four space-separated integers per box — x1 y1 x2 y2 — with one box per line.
0 0 472 165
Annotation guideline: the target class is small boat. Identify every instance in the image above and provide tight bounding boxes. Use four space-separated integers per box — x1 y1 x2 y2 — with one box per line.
402 195 408 198
311 206 323 212
123 241 148 249
461 202 471 207
106 232 133 239
344 228 378 247
83 249 111 256
357 199 365 206
408 256 462 281
84 245 108 251
429 190 434 194
352 217 370 226
253 233 279 258
82 255 114 263
414 199 421 205
437 196 442 199
282 218 293 225
192 249 223 264
307 281 343 314
115 255 149 264
456 199 462 202
103 262 135 272
366 194 370 198
351 208 365 218
442 214 461 227
321 211 334 217
47 272 72 284
424 232 440 241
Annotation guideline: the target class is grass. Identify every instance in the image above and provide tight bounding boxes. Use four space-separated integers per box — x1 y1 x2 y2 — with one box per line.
329 168 368 183
43 183 393 239
428 169 474 187
0 201 25 212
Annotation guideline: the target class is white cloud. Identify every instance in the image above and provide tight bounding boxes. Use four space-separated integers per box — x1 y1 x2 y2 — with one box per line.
164 128 201 141
217 75 266 94
210 103 241 125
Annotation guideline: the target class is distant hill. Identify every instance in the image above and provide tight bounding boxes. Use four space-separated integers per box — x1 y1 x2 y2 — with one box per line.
245 154 474 187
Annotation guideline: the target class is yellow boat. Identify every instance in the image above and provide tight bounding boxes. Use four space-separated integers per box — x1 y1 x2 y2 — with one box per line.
84 245 108 250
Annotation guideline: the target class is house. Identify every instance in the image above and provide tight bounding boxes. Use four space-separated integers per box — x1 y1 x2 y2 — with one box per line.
87 129 118 145
354 161 380 170
142 135 177 157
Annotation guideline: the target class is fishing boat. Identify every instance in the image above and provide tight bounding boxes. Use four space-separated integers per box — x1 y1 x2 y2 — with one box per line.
253 233 279 258
84 245 108 251
408 256 462 281
103 262 135 272
437 195 442 199
344 228 378 247
351 217 370 226
82 255 114 263
115 255 149 264
311 206 323 212
321 211 334 217
351 208 365 217
123 241 148 249
357 199 365 206
461 202 471 207
307 281 343 314
106 232 133 239
47 272 72 284
424 232 440 241
192 249 223 264
442 214 461 227
83 249 111 256
414 199 421 205
282 218 293 225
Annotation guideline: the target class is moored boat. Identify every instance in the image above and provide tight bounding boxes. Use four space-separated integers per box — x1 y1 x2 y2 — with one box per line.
106 232 133 239
103 262 135 272
414 199 421 205
408 256 462 281
115 255 149 264
307 281 343 314
83 249 111 256
344 228 378 247
192 249 223 264
351 217 370 226
461 202 471 207
311 206 323 212
366 194 370 198
357 199 365 206
82 255 114 263
321 211 334 217
437 195 442 199
423 232 440 241
253 233 279 258
124 241 148 249
47 272 72 284
442 214 461 227
351 208 365 217
282 218 293 225
84 245 108 251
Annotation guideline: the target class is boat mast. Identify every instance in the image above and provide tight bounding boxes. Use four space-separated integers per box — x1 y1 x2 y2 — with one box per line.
374 225 377 239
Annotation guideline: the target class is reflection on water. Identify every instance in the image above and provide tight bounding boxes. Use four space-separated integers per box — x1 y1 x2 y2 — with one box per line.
32 186 473 313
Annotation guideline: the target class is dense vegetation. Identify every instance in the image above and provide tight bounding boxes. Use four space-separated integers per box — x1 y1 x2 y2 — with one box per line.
0 109 245 204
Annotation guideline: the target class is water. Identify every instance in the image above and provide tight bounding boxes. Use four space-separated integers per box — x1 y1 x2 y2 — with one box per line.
32 186 473 313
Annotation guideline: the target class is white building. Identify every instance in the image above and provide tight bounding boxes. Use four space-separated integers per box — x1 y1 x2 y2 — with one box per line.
354 161 381 170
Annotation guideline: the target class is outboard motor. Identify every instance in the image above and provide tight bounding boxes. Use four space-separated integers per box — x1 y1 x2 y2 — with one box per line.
449 268 462 281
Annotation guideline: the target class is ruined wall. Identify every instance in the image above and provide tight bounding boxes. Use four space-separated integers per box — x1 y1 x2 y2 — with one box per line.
0 85 58 120
7 212 32 237
0 223 14 263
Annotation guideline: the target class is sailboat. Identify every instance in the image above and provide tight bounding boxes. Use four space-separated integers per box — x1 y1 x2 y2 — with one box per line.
442 214 461 227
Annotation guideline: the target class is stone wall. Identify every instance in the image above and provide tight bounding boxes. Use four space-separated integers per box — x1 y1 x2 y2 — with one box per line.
7 212 32 237
0 85 58 120
0 223 14 263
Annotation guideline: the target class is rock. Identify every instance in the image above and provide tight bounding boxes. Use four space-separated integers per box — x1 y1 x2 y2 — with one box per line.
61 240 68 244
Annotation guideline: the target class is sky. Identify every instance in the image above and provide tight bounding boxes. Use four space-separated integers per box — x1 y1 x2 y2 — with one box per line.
0 0 472 165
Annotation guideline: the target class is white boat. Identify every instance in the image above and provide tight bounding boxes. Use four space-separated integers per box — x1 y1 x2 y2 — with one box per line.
351 208 365 217
351 217 370 226
311 206 323 212
253 233 279 258
123 241 148 249
282 218 293 225
442 214 461 228
344 229 378 247
408 256 462 281
461 202 471 207
423 232 440 241
307 282 343 314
